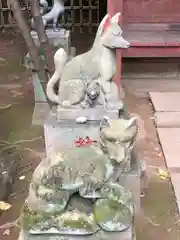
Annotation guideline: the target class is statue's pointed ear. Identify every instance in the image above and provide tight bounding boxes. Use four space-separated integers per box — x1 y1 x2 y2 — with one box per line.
96 14 110 36
101 14 110 24
126 117 137 129
110 12 121 24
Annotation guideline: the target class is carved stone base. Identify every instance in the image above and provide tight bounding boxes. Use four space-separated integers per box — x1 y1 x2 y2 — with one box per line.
57 105 123 121
18 226 133 240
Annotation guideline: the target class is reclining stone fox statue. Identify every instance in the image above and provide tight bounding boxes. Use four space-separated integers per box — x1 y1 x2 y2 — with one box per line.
20 116 138 236
46 13 130 109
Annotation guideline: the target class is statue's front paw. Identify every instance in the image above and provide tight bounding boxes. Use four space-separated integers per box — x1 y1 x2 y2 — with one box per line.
94 198 132 232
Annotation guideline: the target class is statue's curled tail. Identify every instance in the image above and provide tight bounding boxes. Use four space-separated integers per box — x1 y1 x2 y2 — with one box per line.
46 48 67 104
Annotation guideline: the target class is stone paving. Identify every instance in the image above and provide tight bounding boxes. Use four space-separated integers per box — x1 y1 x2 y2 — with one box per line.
150 92 180 214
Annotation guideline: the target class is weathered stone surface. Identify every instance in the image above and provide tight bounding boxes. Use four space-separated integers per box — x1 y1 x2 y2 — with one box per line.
150 92 180 112
44 111 104 158
154 112 180 128
18 226 133 240
157 128 180 168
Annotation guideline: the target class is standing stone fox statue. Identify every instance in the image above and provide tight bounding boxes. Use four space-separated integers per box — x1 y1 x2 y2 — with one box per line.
41 0 66 30
32 0 65 30
46 13 130 108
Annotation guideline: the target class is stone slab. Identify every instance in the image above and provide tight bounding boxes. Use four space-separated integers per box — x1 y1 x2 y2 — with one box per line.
31 72 47 102
170 173 180 215
18 226 133 240
154 112 180 128
150 92 180 112
44 111 102 158
44 112 141 213
157 128 180 168
57 107 121 121
32 102 51 126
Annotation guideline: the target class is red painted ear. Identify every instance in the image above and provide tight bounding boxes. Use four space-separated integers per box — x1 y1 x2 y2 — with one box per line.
101 15 111 36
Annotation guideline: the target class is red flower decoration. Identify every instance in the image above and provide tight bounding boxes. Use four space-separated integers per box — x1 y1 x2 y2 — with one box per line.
75 136 97 147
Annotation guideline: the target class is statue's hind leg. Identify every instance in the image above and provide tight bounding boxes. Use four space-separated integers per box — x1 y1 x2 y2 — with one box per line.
94 183 134 232
59 79 85 108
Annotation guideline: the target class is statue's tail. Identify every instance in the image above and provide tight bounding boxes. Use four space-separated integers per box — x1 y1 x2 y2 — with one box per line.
46 48 67 104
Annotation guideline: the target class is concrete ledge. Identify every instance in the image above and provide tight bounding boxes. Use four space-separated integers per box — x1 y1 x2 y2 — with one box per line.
154 112 180 128
150 92 180 112
32 102 51 126
157 128 180 169
170 173 180 215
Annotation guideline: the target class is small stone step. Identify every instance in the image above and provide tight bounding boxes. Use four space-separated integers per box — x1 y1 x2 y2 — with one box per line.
154 112 180 128
157 128 180 169
150 92 180 112
19 226 133 240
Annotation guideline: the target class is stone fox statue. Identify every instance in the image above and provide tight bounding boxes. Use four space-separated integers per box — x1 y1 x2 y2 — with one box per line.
39 0 48 15
31 0 65 30
46 13 130 108
41 0 66 30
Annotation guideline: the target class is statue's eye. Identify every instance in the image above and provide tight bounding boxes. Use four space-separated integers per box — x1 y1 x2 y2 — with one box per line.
112 25 122 36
